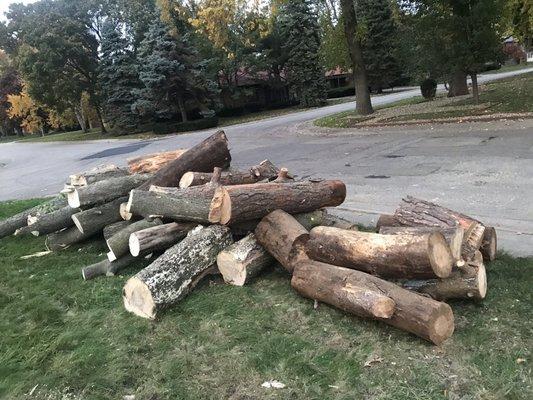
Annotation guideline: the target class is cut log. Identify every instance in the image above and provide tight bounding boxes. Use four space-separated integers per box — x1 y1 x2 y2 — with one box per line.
394 196 485 260
375 213 402 231
292 260 455 345
82 254 138 280
480 226 497 262
14 206 81 236
179 159 279 188
272 168 293 183
67 174 152 208
71 197 126 236
129 222 197 257
137 130 231 190
106 218 163 261
254 210 310 273
127 149 187 174
45 226 94 251
320 212 359 231
69 164 129 186
120 202 133 221
103 220 133 241
0 195 66 239
217 233 274 286
122 225 233 319
306 227 453 279
210 179 346 225
379 226 464 263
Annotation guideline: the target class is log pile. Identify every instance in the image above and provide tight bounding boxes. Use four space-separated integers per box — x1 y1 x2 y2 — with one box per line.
0 130 497 345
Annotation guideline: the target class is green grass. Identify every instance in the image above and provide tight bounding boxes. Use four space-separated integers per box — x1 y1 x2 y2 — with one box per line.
481 63 532 75
0 199 532 399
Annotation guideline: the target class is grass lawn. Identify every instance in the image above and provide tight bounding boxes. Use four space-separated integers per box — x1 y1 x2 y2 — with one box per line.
1 199 532 400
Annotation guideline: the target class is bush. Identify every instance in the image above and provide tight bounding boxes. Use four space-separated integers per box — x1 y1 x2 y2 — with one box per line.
420 78 437 100
327 86 355 99
141 116 219 135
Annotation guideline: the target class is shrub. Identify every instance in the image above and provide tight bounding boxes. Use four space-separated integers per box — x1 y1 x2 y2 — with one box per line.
327 86 355 99
142 116 219 135
420 78 437 100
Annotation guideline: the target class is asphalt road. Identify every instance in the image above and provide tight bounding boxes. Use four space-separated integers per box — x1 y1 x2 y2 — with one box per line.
1 68 532 256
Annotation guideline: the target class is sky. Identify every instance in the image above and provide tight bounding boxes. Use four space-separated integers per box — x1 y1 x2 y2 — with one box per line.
0 0 36 21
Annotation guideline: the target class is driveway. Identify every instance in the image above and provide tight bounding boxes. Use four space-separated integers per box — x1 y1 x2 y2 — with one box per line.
1 68 532 256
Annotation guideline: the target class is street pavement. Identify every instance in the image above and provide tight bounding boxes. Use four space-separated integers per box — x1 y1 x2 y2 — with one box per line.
1 68 532 256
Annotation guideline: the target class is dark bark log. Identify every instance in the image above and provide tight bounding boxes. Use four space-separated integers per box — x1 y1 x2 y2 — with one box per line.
292 260 455 345
103 220 133 241
480 226 497 262
45 226 94 251
106 219 163 261
82 254 138 280
129 222 197 257
127 150 187 174
15 206 81 236
71 197 126 235
307 227 453 279
272 168 293 183
69 164 129 186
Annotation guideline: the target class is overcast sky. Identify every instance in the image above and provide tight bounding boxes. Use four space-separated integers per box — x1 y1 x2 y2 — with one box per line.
0 0 36 21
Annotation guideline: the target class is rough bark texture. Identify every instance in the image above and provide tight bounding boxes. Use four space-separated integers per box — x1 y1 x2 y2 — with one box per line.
375 213 402 231
137 130 231 190
217 233 274 286
129 222 197 257
67 174 152 208
106 219 162 261
69 164 129 186
82 254 137 280
123 225 233 319
127 149 187 174
15 206 81 236
103 220 133 241
211 180 346 225
254 210 310 273
448 70 469 97
480 226 497 262
45 226 94 251
307 227 453 279
71 197 126 235
292 260 455 345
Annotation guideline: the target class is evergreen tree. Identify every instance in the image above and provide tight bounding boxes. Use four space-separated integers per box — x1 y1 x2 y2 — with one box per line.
99 21 140 133
279 0 327 107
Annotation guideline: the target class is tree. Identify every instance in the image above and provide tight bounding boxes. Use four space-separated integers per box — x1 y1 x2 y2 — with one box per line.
0 51 22 137
7 85 48 136
279 0 327 107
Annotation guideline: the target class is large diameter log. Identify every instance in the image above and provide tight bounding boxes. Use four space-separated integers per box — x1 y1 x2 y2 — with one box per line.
254 210 310 273
292 260 455 345
480 226 497 262
0 195 66 239
82 254 137 280
69 164 129 186
103 220 133 241
14 206 81 236
107 219 163 261
67 174 152 208
129 222 197 257
137 130 231 190
122 225 233 319
127 149 187 174
217 233 274 286
45 226 94 251
307 227 453 279
71 197 126 235
210 180 346 225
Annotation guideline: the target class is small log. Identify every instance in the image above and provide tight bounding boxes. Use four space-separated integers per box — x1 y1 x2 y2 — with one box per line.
217 233 274 286
375 213 402 231
210 179 346 225
67 174 152 208
137 130 231 190
69 164 129 186
103 220 133 241
179 159 279 188
129 222 197 257
82 254 138 280
292 260 455 345
120 202 133 221
272 168 293 183
71 197 126 235
306 227 453 279
123 225 233 319
480 226 497 262
127 149 187 174
107 219 163 261
45 226 94 251
320 212 359 231
14 206 81 236
254 210 310 273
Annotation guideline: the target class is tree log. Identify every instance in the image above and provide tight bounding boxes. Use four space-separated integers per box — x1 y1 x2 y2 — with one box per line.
272 168 293 183
45 226 94 251
127 149 187 174
103 220 133 241
375 213 402 231
82 254 138 280
120 202 133 221
307 227 453 279
72 197 126 235
129 222 197 257
217 233 274 286
137 130 231 190
69 164 129 186
66 174 152 208
292 260 454 345
254 210 310 273
122 225 233 319
15 206 81 236
210 180 346 225
480 226 497 262
107 219 162 261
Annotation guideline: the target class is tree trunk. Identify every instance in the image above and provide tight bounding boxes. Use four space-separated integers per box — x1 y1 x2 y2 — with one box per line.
106 218 163 261
448 70 469 97
127 150 187 174
292 260 455 345
306 227 453 279
103 220 133 241
15 206 81 236
71 197 127 235
217 233 274 286
69 164 129 186
177 94 188 122
82 254 138 280
137 130 231 190
480 226 497 262
74 105 88 133
123 225 233 319
471 72 479 103
129 222 197 257
95 105 107 133
45 226 94 251
254 210 310 273
66 174 152 208
210 180 346 225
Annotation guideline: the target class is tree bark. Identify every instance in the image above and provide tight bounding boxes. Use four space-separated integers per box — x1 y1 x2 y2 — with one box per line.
306 227 453 279
71 197 127 235
292 260 455 345
106 218 162 261
127 149 187 174
471 72 479 103
480 226 497 262
137 130 231 190
217 233 274 286
177 94 188 122
375 213 402 231
123 225 233 319
45 226 94 251
82 254 138 280
254 210 310 273
129 222 197 257
103 220 133 241
448 70 469 97
210 180 346 225
69 164 129 186
14 206 81 236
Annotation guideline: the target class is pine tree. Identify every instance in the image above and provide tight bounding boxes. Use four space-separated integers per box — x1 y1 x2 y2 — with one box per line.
279 0 327 107
99 21 140 133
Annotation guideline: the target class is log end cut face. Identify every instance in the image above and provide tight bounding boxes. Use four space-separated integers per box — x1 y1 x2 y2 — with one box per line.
427 232 453 278
217 251 247 286
67 190 82 208
123 277 157 319
428 303 455 345
129 234 141 257
474 264 487 300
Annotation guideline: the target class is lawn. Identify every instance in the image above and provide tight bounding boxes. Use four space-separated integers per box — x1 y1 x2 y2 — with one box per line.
0 199 531 400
